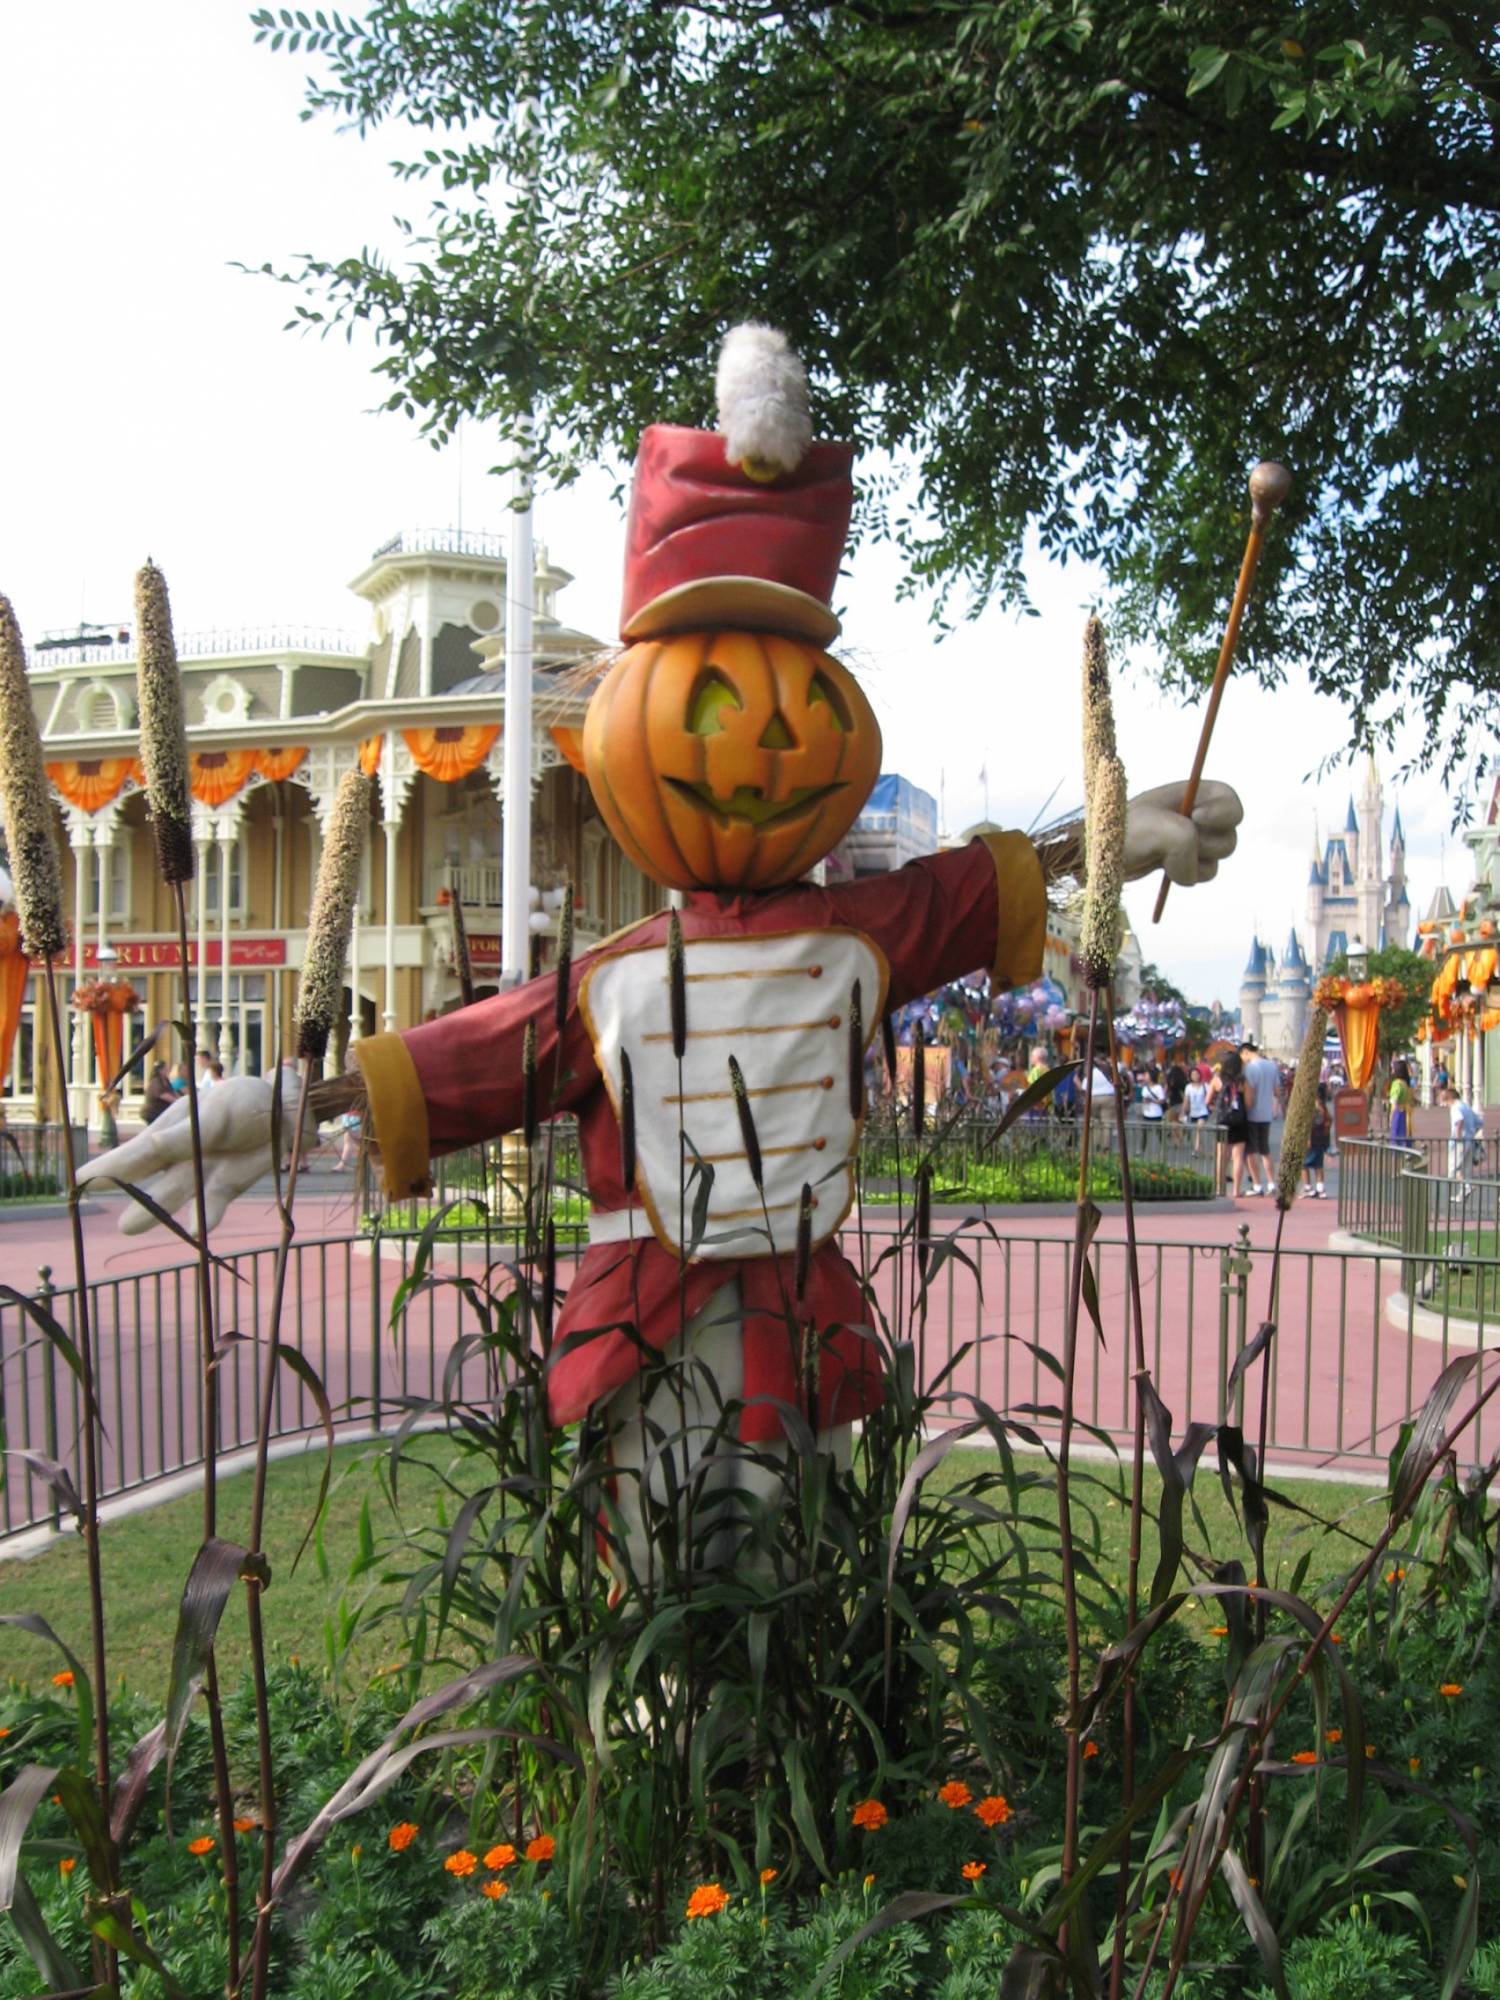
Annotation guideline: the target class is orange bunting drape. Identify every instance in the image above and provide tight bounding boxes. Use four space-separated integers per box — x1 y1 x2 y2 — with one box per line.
70 979 139 1090
189 750 258 806
401 724 500 784
549 724 586 774
45 758 143 813
358 734 384 777
1339 999 1382 1092
253 745 308 784
0 912 28 1090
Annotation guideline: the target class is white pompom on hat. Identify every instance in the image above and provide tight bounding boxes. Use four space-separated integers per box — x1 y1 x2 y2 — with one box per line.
715 323 813 480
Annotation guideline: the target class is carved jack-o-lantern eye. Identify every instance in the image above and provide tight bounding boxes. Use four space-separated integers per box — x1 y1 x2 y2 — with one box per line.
688 671 743 736
808 672 850 732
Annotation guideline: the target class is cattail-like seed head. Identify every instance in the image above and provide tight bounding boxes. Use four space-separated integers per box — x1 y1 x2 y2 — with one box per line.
1276 1007 1329 1211
882 1011 898 1090
848 978 865 1122
296 767 372 1059
1081 754 1127 989
134 561 195 886
554 882 573 1035
0 595 66 959
522 1019 538 1147
527 932 543 982
794 1181 813 1302
448 884 476 1006
667 909 687 1060
620 1047 637 1193
728 1054 763 1189
912 1020 926 1138
1081 615 1116 827
915 1158 933 1282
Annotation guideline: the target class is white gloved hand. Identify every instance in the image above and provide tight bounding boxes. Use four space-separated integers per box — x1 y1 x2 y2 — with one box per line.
77 1067 317 1235
1121 780 1242 887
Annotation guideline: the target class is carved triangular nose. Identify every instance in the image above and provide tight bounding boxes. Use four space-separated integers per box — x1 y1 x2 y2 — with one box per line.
759 709 796 749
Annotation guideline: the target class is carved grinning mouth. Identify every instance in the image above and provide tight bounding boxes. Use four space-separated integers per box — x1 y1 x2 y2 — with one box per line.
664 777 845 829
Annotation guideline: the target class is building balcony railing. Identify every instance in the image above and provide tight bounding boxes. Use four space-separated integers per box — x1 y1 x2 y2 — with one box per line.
430 861 502 910
29 625 365 668
370 528 508 564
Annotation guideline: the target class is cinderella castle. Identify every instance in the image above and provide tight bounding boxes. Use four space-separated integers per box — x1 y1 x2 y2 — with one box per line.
1239 756 1411 1057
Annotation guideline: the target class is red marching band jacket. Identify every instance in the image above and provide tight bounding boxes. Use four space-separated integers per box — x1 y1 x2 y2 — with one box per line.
354 834 1046 1441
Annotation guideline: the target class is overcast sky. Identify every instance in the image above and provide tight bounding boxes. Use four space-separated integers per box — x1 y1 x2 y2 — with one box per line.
0 3 1479 1006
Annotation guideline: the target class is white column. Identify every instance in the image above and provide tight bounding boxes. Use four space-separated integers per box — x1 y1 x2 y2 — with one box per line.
500 444 534 983
382 737 400 1033
195 827 210 1059
69 823 90 1117
217 823 234 1067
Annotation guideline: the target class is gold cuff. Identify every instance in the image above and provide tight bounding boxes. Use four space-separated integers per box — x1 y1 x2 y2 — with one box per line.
353 1033 431 1198
979 831 1047 989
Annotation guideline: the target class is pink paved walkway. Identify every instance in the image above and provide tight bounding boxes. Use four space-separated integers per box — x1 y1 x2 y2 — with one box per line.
0 1168 1488 1539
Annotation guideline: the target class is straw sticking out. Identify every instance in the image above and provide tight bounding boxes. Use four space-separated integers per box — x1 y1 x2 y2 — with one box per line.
295 768 372 1060
1276 1008 1329 1211
728 1055 763 1190
620 1048 637 1194
0 595 66 960
448 885 476 1006
1081 754 1127 990
134 561 195 886
668 909 687 1061
554 882 574 1034
848 978 865 1122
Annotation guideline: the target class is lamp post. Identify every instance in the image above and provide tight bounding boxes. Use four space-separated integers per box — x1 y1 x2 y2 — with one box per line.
1348 935 1368 982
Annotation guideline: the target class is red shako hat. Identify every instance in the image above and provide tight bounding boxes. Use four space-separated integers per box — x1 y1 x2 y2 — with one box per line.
620 326 853 647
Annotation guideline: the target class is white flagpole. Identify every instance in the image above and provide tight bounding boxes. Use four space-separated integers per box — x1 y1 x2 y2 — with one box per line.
501 436 535 985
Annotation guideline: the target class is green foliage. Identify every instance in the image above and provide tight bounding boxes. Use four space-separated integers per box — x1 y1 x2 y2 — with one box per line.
1250 1913 1437 2000
252 3 1500 781
422 1888 582 1999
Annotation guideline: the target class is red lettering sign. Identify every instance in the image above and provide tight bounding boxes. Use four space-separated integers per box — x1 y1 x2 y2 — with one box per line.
466 934 503 966
81 937 288 970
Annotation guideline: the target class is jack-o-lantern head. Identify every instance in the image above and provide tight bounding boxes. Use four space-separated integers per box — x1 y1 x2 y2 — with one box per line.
583 629 881 891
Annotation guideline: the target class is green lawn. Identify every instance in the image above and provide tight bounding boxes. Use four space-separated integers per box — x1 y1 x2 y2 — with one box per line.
0 1437 1388 1699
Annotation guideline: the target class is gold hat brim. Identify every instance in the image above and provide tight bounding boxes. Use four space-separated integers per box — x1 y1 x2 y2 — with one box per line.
622 577 840 647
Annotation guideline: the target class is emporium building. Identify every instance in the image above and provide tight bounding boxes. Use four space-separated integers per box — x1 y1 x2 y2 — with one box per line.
5 530 666 1127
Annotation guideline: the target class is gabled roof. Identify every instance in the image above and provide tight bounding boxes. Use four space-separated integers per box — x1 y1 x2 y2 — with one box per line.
1324 929 1348 967
1324 838 1351 876
1426 885 1457 924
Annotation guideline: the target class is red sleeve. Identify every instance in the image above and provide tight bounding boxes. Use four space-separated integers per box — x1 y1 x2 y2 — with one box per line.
825 832 1047 1009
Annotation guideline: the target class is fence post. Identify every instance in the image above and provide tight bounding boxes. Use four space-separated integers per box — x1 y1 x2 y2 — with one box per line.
1217 1226 1253 1424
36 1265 60 1531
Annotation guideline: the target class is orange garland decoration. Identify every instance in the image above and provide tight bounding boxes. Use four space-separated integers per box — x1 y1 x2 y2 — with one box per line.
253 746 308 784
401 725 500 784
189 750 258 807
45 758 143 814
0 912 28 1091
70 978 140 1086
358 734 385 778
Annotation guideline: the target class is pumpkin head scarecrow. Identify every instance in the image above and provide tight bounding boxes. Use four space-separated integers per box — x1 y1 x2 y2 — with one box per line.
91 326 1242 1571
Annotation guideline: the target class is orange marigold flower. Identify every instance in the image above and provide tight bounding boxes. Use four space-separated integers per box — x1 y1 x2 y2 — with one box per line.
445 1850 478 1878
961 1861 986 1881
59 1858 75 1876
233 1817 257 1834
863 1873 875 1890
484 1843 517 1871
1082 1741 1099 1760
759 1867 778 1886
51 1671 74 1690
525 1835 556 1863
351 1845 362 1861
1365 1744 1375 1758
851 1799 888 1831
1208 1626 1229 1638
938 1780 973 1810
1290 1750 1318 1766
974 1795 1011 1828
685 1882 730 1920
480 1879 509 1901
1409 1756 1422 1773
388 1823 419 1853
1329 1633 1342 1645
1325 1728 1342 1746
1440 1683 1464 1698
0 1727 10 1738
1385 1567 1406 1584
188 1836 216 1856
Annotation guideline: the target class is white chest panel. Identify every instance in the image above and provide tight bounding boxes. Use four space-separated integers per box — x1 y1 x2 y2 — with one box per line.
580 928 886 1260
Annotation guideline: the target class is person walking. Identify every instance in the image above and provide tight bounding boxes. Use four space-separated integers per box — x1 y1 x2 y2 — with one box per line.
1215 1050 1251 1197
1240 1038 1280 1197
142 1060 174 1125
1387 1059 1415 1146
1302 1081 1331 1198
1185 1070 1209 1152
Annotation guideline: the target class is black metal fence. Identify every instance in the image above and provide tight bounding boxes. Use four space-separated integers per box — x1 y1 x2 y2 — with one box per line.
1339 1135 1500 1326
0 1123 82 1198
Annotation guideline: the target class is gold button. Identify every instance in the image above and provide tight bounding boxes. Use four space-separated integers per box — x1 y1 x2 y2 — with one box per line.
808 965 823 978
828 1014 841 1029
813 1137 827 1151
820 1076 834 1090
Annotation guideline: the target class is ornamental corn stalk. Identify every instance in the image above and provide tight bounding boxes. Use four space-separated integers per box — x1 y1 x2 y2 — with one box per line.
0 594 66 959
296 768 372 1060
1276 1008 1329 1211
134 561 195 885
1080 753 1127 988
